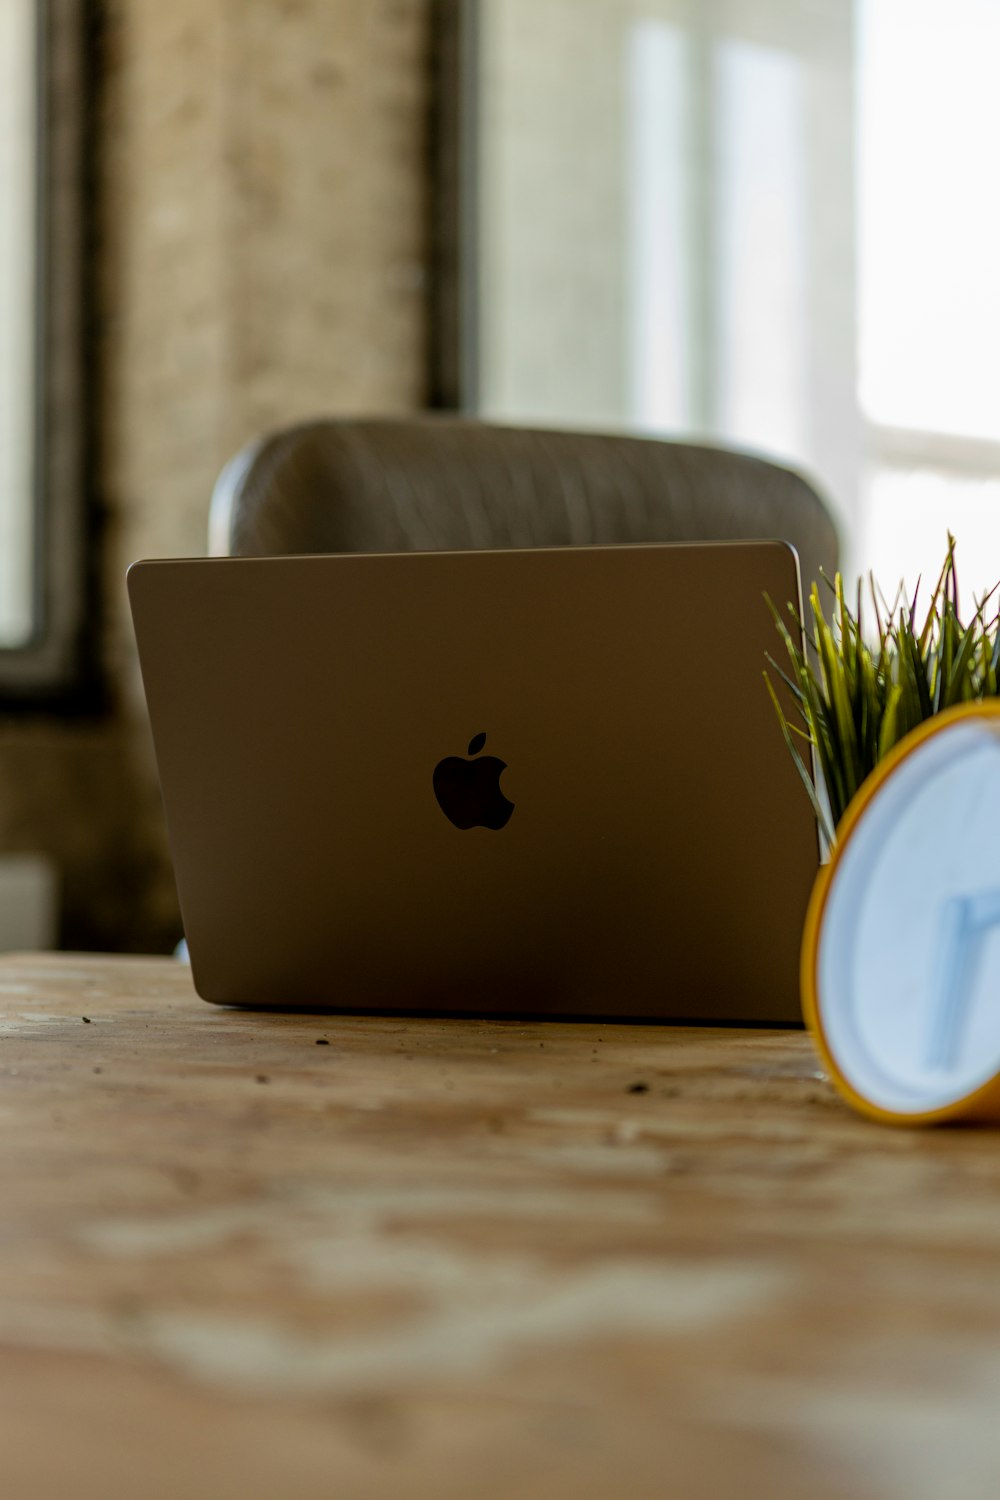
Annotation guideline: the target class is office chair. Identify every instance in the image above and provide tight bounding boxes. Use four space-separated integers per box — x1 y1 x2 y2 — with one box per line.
209 415 838 590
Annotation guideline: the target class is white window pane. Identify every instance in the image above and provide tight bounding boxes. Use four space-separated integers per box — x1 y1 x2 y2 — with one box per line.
715 38 807 461
478 0 630 427
860 466 1000 613
859 0 1000 439
0 0 37 648
626 19 692 432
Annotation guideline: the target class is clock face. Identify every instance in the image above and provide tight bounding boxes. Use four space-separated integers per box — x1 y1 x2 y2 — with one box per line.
813 708 1000 1121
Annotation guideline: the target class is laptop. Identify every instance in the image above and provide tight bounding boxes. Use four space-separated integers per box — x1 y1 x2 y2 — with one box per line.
128 542 818 1021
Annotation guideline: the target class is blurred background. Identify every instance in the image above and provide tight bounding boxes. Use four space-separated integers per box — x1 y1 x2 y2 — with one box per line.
1 0 998 954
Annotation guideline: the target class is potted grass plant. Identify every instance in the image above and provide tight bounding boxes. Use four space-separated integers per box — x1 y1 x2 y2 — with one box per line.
766 536 1000 848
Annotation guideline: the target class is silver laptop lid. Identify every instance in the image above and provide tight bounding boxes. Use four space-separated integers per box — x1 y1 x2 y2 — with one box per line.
128 542 817 1021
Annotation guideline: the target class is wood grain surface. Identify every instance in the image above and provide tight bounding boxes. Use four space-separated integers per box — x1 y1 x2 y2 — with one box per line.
2 954 1000 1500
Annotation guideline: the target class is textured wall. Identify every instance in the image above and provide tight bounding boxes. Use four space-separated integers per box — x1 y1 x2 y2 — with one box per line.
0 0 432 951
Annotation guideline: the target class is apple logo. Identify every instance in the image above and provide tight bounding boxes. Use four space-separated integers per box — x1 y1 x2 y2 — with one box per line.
433 732 515 830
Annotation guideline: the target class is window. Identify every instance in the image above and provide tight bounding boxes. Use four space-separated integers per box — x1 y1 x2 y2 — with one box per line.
858 0 1000 609
450 0 1000 604
0 0 88 703
0 0 36 648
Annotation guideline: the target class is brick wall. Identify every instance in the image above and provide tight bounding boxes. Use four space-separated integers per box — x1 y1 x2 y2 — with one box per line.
0 0 433 951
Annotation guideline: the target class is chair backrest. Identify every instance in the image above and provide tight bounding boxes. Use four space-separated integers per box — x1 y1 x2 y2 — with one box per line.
210 416 838 592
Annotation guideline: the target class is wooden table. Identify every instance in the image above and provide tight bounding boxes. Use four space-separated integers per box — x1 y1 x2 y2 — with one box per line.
2 955 1000 1499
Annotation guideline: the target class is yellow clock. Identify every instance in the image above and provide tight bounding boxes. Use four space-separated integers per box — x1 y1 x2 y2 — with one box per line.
802 700 1000 1126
